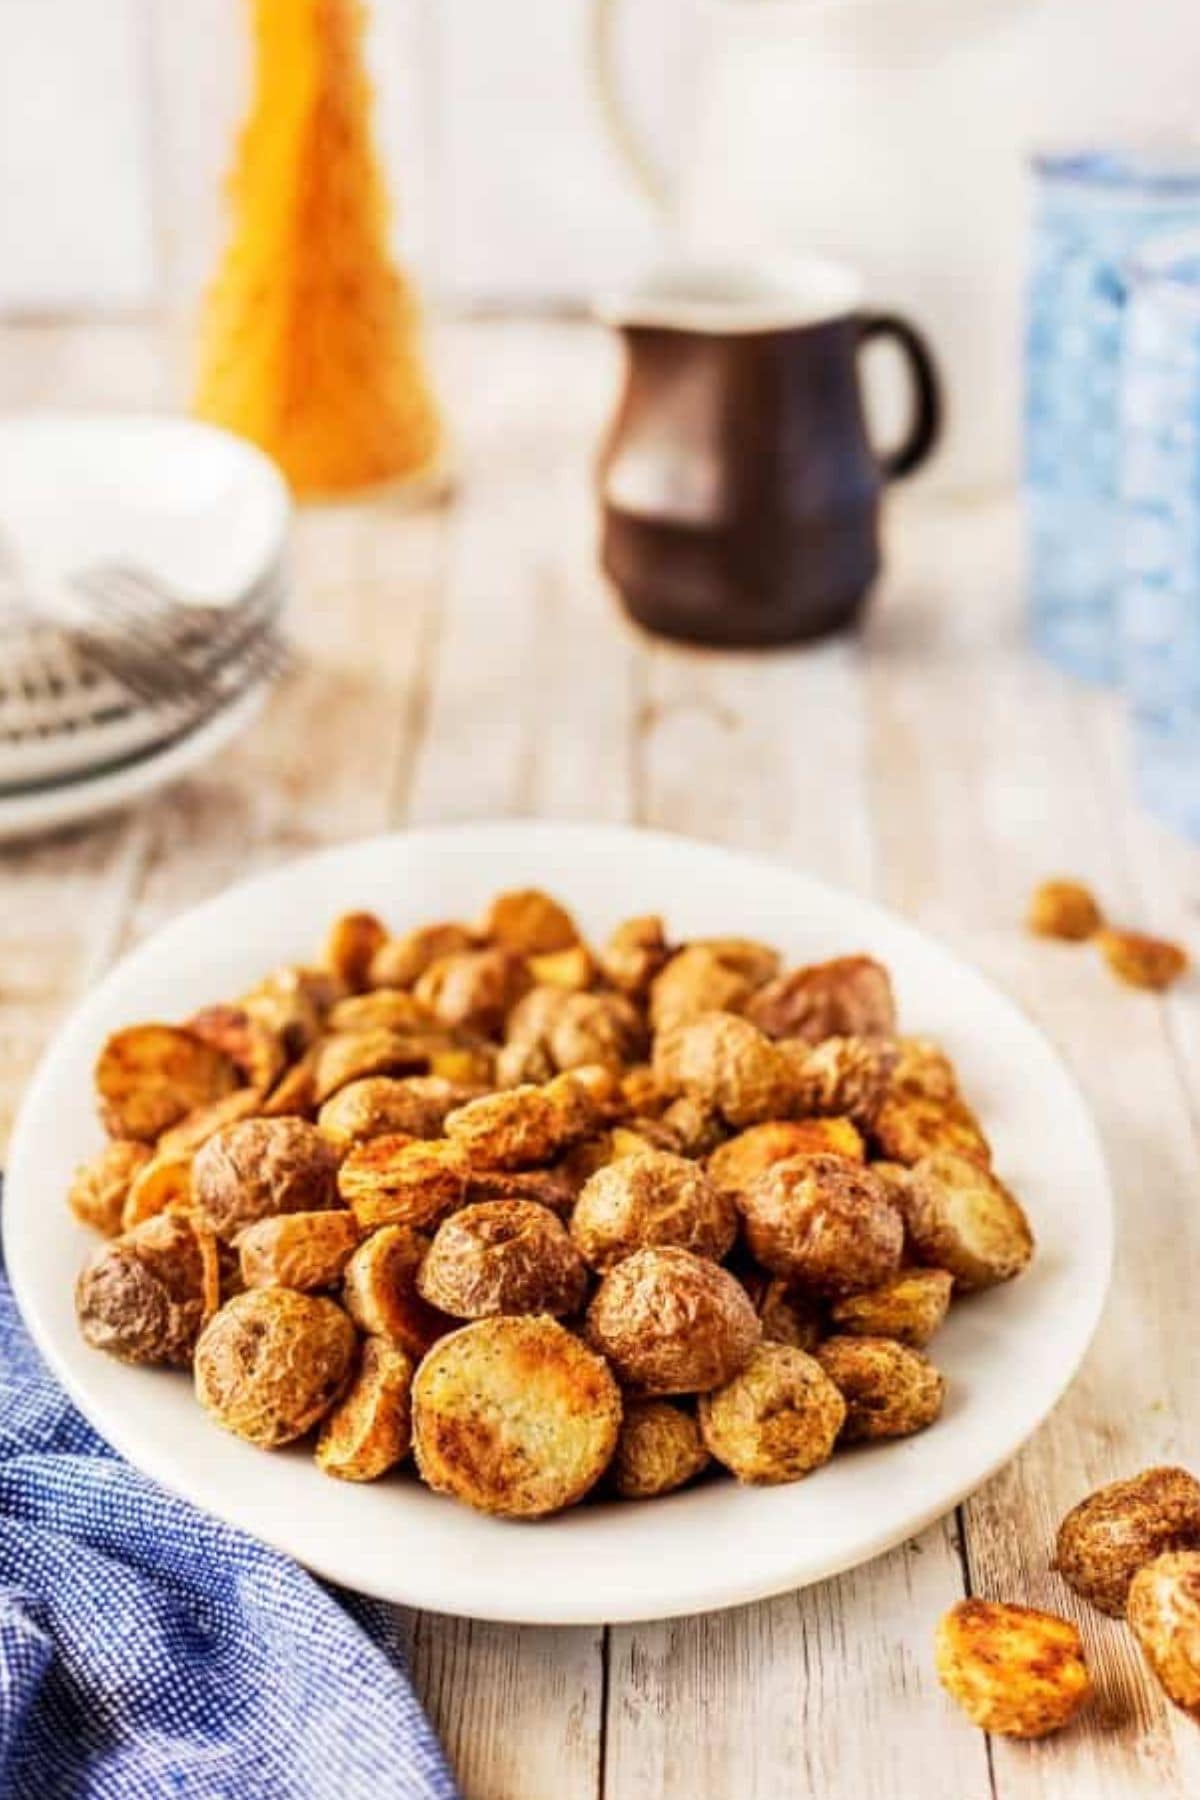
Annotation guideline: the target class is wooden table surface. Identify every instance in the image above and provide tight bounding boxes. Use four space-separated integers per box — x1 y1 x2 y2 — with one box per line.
3 316 1200 1800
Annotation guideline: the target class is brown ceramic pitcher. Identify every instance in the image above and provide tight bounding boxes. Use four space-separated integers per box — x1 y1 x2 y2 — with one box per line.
597 258 941 647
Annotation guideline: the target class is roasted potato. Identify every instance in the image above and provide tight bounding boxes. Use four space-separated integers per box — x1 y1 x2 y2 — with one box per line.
186 1004 286 1093
691 937 780 988
787 1035 898 1130
744 955 896 1044
192 1116 339 1243
75 1212 214 1366
1128 1551 1200 1718
699 1343 846 1484
905 1151 1033 1291
610 1399 710 1499
830 1267 953 1348
570 1148 737 1272
259 1048 320 1120
600 915 669 997
1097 928 1189 992
368 922 474 990
656 1093 726 1159
316 1074 476 1153
238 1211 360 1292
815 1335 944 1441
194 1288 357 1448
745 1274 826 1352
412 1315 621 1517
935 1599 1092 1738
444 1084 575 1170
1027 878 1103 942
708 1119 864 1197
649 945 756 1034
872 1094 992 1169
465 1164 577 1217
504 987 645 1078
889 1037 960 1105
121 1150 193 1230
240 964 345 1057
312 1029 436 1104
528 945 595 991
156 1088 266 1159
325 990 432 1036
95 1024 239 1142
414 947 530 1036
68 1139 152 1235
341 1223 451 1357
323 910 388 991
738 1154 903 1295
315 1338 414 1481
337 1135 468 1231
1053 1467 1200 1616
417 1200 588 1318
652 1012 794 1128
479 887 579 955
585 1247 761 1396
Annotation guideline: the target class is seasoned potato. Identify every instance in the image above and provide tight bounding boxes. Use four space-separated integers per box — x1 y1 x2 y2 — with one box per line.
95 1024 239 1142
1098 928 1189 992
76 1212 214 1366
869 1160 914 1215
412 1315 621 1517
342 1223 451 1357
872 1094 992 1168
649 945 755 1034
653 1012 794 1128
259 1049 320 1120
1053 1467 1200 1616
585 1247 761 1396
504 987 645 1078
316 1074 475 1153
479 887 579 954
368 922 474 990
743 1274 827 1351
906 1151 1033 1291
192 1116 339 1243
414 947 530 1035
68 1140 152 1235
238 1211 360 1292
699 1343 845 1484
465 1164 577 1216
708 1119 864 1196
1027 878 1103 942
323 910 388 991
610 1399 710 1499
186 1004 286 1093
195 1287 357 1448
240 965 343 1058
313 1029 435 1104
620 1064 671 1119
815 1336 944 1441
156 1088 266 1158
528 945 595 991
692 937 780 988
738 1154 903 1295
121 1150 192 1229
326 990 431 1035
315 1338 414 1481
1128 1551 1200 1718
656 1092 725 1159
744 955 896 1044
338 1135 468 1231
787 1035 898 1130
600 915 669 997
570 1149 737 1272
890 1037 960 1105
444 1084 573 1170
935 1599 1092 1738
428 1044 497 1087
830 1267 953 1348
418 1199 587 1318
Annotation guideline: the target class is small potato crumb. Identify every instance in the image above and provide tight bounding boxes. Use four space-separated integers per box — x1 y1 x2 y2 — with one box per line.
1128 1550 1200 1719
935 1599 1092 1738
1097 928 1189 992
1027 879 1103 943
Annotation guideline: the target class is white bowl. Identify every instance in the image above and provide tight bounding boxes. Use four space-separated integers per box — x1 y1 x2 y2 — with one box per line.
3 823 1113 1625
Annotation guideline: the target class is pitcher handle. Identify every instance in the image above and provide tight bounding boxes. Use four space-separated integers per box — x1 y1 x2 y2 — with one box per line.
589 0 674 212
858 312 943 481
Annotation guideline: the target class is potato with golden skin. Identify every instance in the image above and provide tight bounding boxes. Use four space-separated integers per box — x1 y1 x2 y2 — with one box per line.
649 946 755 1034
414 947 531 1036
238 1211 360 1292
317 1074 477 1153
157 1089 266 1159
342 1224 451 1357
465 1165 577 1217
889 1037 960 1104
192 1116 339 1243
504 987 645 1079
194 1288 357 1448
1098 928 1189 992
413 1315 622 1518
585 1247 761 1396
906 1151 1033 1291
418 1200 588 1318
655 1093 725 1159
368 923 474 990
95 1024 239 1142
1053 1467 1200 1616
68 1140 152 1235
744 955 896 1044
444 1083 585 1171
76 1213 214 1366
1128 1551 1200 1718
240 965 345 1058
872 1094 992 1169
691 937 780 988
699 1344 846 1484
610 1400 710 1499
312 1029 439 1104
743 1274 826 1351
338 1136 468 1231
652 1011 794 1128
830 1267 954 1349
935 1599 1092 1738
323 910 388 991
815 1335 944 1441
528 945 595 991
708 1119 865 1197
315 1338 414 1481
479 887 580 955
121 1151 192 1230
738 1154 903 1296
600 915 669 998
570 1149 737 1272
1027 878 1103 942
326 990 431 1035
186 1004 286 1094
786 1035 898 1130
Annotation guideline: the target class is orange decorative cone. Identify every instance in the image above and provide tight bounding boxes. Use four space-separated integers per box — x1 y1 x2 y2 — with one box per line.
194 0 443 498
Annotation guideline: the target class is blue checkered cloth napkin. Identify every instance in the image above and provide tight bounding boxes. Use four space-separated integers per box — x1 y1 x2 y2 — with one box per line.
0 1247 459 1800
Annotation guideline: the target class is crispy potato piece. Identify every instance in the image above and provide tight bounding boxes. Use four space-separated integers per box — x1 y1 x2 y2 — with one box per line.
610 1399 710 1499
528 945 595 991
830 1267 953 1348
935 1599 1092 1738
815 1336 944 1441
195 1288 357 1448
742 1274 826 1351
465 1165 577 1216
872 1094 992 1169
157 1088 266 1158
708 1119 864 1196
649 946 755 1034
653 1011 794 1128
496 1036 556 1088
315 1338 414 1481
192 1116 339 1243
323 911 388 991
738 1154 903 1295
906 1152 1033 1291
95 1024 239 1142
313 1029 439 1104
656 1093 726 1159
186 1004 286 1093
444 1084 578 1170
1128 1551 1200 1718
889 1036 960 1104
238 1211 360 1291
342 1223 451 1357
505 987 645 1078
1027 879 1103 943
317 1074 477 1154
479 887 580 955
413 1315 621 1518
600 915 670 998
326 990 431 1035
68 1140 152 1236
76 1212 213 1366
338 1136 468 1231
787 1035 898 1130
869 1160 914 1215
121 1151 193 1230
1053 1467 1200 1616
1098 928 1189 992
585 1247 761 1396
418 1200 588 1318
240 965 343 1058
744 955 896 1044
414 947 530 1036
368 923 474 990
699 1343 846 1484
259 1047 320 1120
570 1149 737 1272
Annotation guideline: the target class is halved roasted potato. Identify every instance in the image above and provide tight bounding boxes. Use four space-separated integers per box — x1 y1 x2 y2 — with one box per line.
699 1343 845 1484
905 1151 1033 1291
315 1338 414 1481
935 1599 1092 1738
95 1024 239 1142
337 1135 468 1231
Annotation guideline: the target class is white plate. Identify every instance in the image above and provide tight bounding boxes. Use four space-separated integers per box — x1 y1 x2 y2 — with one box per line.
3 824 1113 1625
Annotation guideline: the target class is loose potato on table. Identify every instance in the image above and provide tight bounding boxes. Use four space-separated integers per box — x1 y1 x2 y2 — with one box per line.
830 1267 953 1349
342 1224 451 1357
610 1399 710 1499
744 954 896 1044
570 1148 737 1272
192 1116 339 1243
317 1074 475 1153
195 1288 357 1448
1128 1550 1200 1718
238 1211 360 1292
738 1154 903 1295
815 1336 944 1441
652 1011 795 1128
76 1212 215 1366
699 1343 846 1484
935 1599 1092 1738
315 1338 414 1482
413 1315 621 1517
95 1023 239 1142
68 1140 152 1236
585 1246 761 1396
905 1151 1033 1291
707 1119 865 1197
1054 1466 1200 1616
337 1135 468 1231
417 1199 588 1318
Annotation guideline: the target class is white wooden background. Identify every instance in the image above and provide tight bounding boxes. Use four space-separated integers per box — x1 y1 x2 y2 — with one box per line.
2 311 1200 1798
